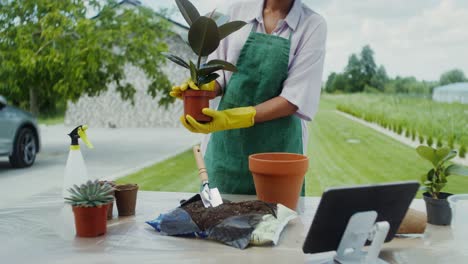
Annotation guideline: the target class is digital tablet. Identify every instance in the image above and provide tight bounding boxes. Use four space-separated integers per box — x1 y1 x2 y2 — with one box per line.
302 181 419 254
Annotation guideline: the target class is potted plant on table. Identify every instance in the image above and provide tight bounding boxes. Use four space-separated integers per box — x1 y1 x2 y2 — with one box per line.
65 180 114 237
416 145 468 225
163 0 246 122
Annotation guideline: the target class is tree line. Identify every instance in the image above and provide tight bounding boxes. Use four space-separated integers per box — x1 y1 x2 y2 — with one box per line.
324 45 467 95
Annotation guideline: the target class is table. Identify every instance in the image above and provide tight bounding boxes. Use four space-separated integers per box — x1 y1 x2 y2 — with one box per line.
0 190 466 263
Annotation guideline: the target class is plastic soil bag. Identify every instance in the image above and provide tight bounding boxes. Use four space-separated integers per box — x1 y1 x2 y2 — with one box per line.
147 200 296 249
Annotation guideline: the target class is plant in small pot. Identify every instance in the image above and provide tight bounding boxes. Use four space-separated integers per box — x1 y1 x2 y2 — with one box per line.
163 0 246 122
416 145 468 225
65 180 114 237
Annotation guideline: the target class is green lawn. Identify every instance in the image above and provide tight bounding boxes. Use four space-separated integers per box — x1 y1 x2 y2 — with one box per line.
117 95 468 196
117 149 200 192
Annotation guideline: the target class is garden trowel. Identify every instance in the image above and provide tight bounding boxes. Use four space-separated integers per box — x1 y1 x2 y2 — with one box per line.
181 145 223 208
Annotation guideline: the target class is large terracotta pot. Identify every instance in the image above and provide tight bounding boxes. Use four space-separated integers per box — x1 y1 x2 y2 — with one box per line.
249 153 309 210
183 90 217 123
72 204 109 237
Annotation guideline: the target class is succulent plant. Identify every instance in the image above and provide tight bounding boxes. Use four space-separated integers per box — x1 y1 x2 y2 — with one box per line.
163 0 246 87
65 180 114 207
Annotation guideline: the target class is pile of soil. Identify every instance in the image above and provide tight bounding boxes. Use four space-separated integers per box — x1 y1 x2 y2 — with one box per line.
182 200 277 231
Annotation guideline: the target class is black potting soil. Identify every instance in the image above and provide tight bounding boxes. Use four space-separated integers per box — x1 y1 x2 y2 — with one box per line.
182 200 277 231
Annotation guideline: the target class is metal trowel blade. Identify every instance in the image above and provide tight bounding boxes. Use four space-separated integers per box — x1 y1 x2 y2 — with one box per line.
200 186 223 208
209 188 223 207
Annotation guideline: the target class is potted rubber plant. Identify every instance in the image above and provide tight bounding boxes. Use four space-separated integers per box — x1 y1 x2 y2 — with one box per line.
417 145 468 225
163 0 246 122
65 180 114 237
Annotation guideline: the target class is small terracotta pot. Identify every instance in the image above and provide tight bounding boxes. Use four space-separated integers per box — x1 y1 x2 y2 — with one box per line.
115 184 139 216
72 204 109 237
99 181 116 220
107 198 114 220
183 90 217 123
249 153 309 210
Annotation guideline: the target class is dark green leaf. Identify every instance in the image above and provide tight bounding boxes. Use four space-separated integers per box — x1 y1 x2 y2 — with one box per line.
206 59 237 72
162 52 189 69
189 61 197 82
218 21 247 40
445 164 468 176
198 64 224 76
188 16 220 56
175 0 200 26
198 73 219 86
427 168 435 181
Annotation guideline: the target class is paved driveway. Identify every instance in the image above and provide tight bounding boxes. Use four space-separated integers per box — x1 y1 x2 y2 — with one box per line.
0 125 203 207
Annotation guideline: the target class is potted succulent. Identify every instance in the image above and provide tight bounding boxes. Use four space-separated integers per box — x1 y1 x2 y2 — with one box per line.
417 145 468 225
163 0 246 122
65 180 114 237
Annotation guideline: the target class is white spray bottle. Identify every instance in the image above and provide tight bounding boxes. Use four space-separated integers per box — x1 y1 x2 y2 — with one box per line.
62 125 94 198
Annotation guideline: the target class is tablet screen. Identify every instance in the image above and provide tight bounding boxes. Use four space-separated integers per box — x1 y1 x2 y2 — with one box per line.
302 181 419 254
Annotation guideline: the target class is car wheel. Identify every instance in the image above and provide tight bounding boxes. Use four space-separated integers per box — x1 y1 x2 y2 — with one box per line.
9 127 37 168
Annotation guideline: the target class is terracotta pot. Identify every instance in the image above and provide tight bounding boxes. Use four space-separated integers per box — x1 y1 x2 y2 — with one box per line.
115 184 139 216
107 199 114 220
423 192 452 225
99 181 116 220
249 153 309 210
183 90 217 123
72 204 109 237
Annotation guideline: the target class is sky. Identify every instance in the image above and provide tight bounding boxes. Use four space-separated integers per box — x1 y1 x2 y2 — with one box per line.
141 0 468 82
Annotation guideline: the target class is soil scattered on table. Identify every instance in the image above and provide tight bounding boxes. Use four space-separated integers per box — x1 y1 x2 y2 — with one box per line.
182 200 277 231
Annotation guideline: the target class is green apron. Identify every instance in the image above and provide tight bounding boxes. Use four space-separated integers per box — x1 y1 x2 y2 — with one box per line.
205 24 304 195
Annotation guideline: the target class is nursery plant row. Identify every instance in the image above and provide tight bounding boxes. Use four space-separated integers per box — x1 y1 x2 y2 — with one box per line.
332 94 467 158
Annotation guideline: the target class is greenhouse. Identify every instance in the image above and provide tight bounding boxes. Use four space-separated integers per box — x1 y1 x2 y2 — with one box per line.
432 82 468 104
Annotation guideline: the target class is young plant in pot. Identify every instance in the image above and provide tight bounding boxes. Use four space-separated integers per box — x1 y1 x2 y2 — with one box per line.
65 180 114 237
417 145 468 225
164 0 246 122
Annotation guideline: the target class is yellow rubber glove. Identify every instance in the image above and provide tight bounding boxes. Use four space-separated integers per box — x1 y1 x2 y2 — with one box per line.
180 107 256 134
170 80 216 99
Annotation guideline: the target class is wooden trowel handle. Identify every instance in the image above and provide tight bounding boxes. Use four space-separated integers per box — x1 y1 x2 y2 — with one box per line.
193 145 209 183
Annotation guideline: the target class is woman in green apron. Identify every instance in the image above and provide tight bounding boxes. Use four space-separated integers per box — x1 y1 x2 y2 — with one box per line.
172 0 327 195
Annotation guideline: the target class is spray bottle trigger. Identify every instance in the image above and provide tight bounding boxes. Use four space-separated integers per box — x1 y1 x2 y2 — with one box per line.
78 125 94 149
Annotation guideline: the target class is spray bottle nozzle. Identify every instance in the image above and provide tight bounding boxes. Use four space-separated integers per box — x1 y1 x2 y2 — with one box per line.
68 125 94 149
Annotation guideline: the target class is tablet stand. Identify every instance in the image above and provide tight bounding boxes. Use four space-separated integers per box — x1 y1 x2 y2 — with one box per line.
333 211 390 264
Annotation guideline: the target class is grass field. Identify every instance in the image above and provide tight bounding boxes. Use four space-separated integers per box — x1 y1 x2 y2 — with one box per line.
117 95 468 196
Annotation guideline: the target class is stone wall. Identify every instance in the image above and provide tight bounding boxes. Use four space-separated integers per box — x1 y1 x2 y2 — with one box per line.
65 34 195 128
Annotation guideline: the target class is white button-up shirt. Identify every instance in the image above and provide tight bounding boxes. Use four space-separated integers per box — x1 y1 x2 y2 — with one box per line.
202 0 327 154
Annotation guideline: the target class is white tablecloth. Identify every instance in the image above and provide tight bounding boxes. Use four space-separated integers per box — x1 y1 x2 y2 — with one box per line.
0 190 466 263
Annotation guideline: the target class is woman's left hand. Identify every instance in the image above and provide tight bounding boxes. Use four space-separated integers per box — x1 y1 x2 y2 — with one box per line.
180 107 256 134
